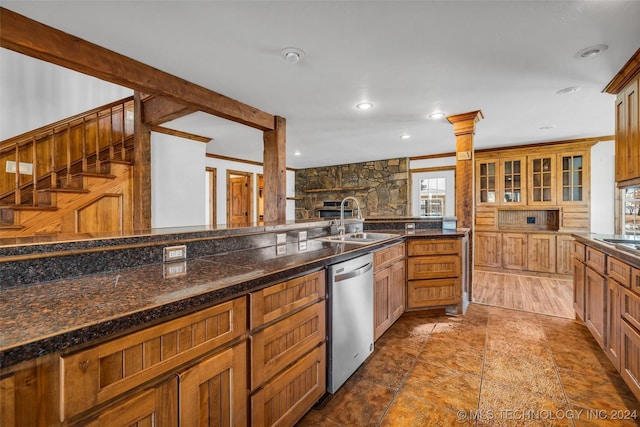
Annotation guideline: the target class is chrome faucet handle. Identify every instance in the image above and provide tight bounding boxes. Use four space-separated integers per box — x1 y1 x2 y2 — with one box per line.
337 224 345 236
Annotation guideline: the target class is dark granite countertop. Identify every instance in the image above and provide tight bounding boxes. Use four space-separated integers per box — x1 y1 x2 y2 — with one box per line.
0 228 468 368
572 233 640 269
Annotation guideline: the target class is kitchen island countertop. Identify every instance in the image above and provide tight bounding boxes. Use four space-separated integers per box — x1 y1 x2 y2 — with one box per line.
1 228 466 368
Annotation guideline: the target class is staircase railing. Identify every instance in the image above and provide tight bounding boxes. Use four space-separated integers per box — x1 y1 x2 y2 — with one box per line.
0 96 135 206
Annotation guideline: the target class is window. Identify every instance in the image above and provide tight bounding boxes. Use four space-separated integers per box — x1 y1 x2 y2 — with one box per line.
419 177 446 217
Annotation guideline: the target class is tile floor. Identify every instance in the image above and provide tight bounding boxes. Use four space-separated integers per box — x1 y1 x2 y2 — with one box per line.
297 304 640 427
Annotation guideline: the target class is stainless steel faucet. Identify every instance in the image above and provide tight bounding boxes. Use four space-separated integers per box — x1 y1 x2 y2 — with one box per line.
338 196 362 235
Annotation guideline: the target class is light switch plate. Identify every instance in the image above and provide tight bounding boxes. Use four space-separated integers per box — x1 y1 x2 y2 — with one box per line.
164 245 187 262
298 231 307 241
163 261 187 278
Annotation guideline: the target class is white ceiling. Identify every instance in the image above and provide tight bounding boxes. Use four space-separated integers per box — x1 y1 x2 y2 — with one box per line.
3 1 639 169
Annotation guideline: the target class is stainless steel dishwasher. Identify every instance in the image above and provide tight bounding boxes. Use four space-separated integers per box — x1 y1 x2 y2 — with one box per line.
327 252 374 393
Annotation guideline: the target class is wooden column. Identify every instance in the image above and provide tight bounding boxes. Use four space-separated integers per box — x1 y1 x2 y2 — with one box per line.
263 116 287 224
447 110 483 229
447 110 483 308
133 91 152 230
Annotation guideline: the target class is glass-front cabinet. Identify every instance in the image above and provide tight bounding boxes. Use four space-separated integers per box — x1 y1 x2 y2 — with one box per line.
560 154 584 203
622 187 640 235
501 158 524 205
529 156 555 204
477 160 497 205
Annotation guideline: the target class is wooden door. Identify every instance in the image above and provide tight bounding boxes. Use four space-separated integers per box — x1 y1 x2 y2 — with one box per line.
82 378 178 427
227 171 252 226
585 267 607 349
389 260 406 322
527 233 556 273
474 231 501 267
373 266 392 341
502 233 527 270
179 342 247 427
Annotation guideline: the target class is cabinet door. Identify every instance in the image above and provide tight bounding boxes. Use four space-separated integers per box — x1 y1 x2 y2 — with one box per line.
585 267 607 349
0 375 15 427
558 152 588 205
573 259 586 321
606 280 621 371
527 233 556 273
476 160 498 205
616 79 639 183
408 255 460 279
620 320 640 402
389 261 406 322
556 234 574 275
82 377 177 427
179 342 247 427
502 233 527 270
373 267 391 341
500 157 525 205
408 278 460 308
528 156 555 204
616 88 629 182
474 232 501 268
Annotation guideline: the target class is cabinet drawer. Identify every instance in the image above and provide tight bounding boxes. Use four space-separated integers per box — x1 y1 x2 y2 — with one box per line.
573 241 585 262
585 247 606 275
622 288 640 332
250 270 325 329
374 242 405 271
251 343 326 427
408 278 461 308
60 297 247 421
408 255 460 279
250 300 325 390
608 257 632 287
407 238 461 256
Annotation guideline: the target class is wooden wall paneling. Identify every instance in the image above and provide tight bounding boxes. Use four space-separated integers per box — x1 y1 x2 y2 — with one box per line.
263 116 287 224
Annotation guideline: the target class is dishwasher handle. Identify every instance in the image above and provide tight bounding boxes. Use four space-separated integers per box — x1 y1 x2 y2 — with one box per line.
334 261 373 283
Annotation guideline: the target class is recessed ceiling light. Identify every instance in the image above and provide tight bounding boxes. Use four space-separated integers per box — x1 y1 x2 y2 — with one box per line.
400 135 411 140
577 44 608 59
556 86 581 95
280 47 305 64
356 102 374 110
293 150 301 156
428 112 445 120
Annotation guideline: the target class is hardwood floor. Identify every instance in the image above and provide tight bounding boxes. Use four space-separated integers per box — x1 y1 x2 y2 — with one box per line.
472 270 574 319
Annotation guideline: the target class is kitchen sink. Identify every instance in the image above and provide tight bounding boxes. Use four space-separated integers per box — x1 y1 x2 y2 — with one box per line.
596 237 640 244
316 232 399 245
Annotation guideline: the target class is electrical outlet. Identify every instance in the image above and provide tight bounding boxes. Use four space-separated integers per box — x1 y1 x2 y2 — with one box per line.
276 233 287 245
276 245 287 255
164 245 187 262
298 231 307 241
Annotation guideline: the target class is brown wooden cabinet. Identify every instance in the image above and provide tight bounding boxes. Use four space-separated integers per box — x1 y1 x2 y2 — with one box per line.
179 343 246 427
527 233 556 273
621 287 640 401
474 231 501 268
502 233 527 270
606 280 621 371
248 270 326 427
406 238 463 311
585 265 607 349
373 243 406 340
528 155 556 205
573 257 586 320
556 234 574 275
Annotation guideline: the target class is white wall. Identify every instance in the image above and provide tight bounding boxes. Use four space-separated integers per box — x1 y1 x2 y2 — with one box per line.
590 140 616 234
151 133 207 228
410 156 456 170
0 49 132 140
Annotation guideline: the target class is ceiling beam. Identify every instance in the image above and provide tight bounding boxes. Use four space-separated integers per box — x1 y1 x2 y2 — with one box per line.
0 7 275 131
142 96 197 126
149 125 212 143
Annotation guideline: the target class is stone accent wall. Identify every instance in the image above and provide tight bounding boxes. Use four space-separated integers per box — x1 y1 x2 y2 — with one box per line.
295 158 409 219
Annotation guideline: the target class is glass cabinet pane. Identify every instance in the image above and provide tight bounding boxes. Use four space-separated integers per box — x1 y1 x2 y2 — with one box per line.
561 155 583 202
502 159 522 203
478 161 497 203
531 157 553 202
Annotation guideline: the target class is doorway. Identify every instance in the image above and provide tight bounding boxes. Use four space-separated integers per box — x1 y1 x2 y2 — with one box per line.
257 174 264 223
226 170 253 226
206 167 216 226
